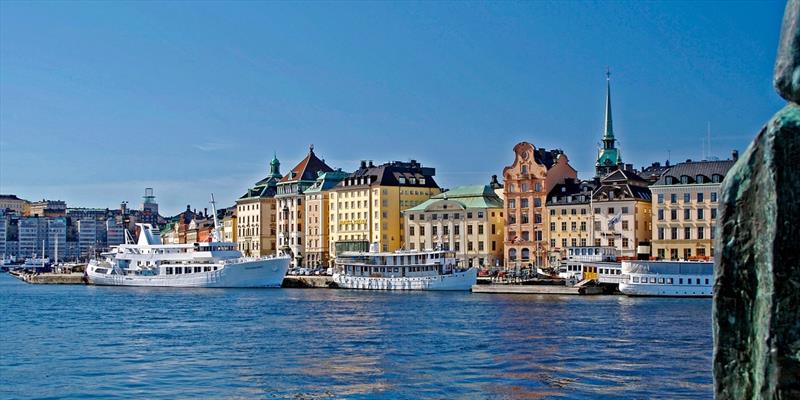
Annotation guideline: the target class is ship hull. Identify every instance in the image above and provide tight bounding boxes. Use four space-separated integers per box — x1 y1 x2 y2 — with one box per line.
333 267 477 291
86 257 290 288
619 282 712 297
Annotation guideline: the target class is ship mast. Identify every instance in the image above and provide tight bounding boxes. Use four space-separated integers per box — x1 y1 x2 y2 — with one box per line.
210 193 221 242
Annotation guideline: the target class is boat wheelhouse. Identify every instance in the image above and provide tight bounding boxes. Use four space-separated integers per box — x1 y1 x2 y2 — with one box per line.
333 248 477 291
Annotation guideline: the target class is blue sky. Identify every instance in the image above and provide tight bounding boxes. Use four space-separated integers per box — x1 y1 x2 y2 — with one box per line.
0 1 786 215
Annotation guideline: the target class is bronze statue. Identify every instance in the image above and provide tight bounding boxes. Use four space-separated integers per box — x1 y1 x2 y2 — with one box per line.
713 0 800 398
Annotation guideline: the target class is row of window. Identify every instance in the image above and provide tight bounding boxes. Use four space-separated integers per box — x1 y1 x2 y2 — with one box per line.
656 247 709 259
657 208 717 221
409 240 496 252
656 226 714 241
164 266 219 275
632 276 710 285
508 213 543 224
657 191 718 204
507 198 543 209
549 208 589 216
409 224 496 236
408 211 488 221
663 174 723 185
506 181 543 193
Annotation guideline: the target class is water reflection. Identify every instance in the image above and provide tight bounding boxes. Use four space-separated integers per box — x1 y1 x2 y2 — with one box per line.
0 275 712 399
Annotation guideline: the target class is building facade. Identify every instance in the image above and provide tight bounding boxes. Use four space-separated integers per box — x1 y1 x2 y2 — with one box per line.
329 160 441 258
304 170 348 268
403 184 505 268
222 208 237 243
276 146 334 267
0 195 29 214
28 200 67 218
650 158 735 260
502 142 577 267
545 178 596 264
591 169 652 258
236 155 282 256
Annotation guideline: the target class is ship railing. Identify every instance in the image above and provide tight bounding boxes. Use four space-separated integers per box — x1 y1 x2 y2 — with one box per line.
221 255 284 265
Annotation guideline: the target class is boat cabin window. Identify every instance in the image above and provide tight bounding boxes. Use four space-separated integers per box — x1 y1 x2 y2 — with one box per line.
194 267 201 273
632 276 639 283
666 278 673 284
649 277 656 283
95 268 108 274
166 267 173 275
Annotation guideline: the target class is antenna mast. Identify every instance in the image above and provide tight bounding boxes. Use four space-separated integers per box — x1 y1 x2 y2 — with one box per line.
210 193 221 242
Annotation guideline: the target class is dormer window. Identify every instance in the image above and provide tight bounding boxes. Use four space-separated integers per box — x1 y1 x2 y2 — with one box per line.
712 174 722 183
696 175 704 184
681 176 689 184
410 177 417 184
399 177 406 184
419 178 426 185
666 176 675 184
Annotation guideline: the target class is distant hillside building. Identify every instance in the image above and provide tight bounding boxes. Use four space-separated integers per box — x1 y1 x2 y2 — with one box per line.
28 200 67 218
0 194 29 214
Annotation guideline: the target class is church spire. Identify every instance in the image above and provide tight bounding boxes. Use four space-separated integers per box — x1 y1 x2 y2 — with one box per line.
603 68 614 140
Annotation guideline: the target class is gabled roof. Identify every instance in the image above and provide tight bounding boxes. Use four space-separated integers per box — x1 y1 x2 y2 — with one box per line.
404 185 502 212
280 146 334 183
600 168 646 184
653 159 735 186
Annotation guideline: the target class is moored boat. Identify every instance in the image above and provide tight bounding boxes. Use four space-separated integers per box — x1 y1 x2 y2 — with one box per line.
619 260 713 297
85 196 290 288
333 247 477 291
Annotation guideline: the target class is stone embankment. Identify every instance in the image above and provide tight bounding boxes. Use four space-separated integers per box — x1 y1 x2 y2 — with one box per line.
10 271 85 285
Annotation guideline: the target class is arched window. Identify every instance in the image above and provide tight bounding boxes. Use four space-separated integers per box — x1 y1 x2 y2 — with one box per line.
521 165 528 175
521 248 530 260
509 248 517 260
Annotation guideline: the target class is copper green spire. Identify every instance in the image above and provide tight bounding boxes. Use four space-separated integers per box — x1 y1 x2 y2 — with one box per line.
603 68 614 140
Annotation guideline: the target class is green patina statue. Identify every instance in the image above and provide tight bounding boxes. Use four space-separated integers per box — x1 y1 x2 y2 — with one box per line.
713 0 800 398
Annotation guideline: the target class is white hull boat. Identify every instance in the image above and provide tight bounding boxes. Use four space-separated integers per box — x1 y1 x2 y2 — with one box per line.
85 196 290 288
333 247 477 291
619 260 713 297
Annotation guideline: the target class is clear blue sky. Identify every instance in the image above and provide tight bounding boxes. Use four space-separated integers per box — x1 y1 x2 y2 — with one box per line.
0 1 786 215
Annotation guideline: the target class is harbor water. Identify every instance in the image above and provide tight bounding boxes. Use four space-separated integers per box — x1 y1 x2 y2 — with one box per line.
0 274 712 399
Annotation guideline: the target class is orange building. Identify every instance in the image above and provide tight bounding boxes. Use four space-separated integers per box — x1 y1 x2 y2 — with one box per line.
502 142 577 267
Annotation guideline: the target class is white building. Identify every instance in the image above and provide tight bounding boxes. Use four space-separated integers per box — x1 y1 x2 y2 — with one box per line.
46 218 67 261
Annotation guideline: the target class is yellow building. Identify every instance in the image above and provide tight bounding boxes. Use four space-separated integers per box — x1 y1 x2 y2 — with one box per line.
545 178 596 264
222 207 238 243
236 155 281 256
650 158 735 260
0 195 29 214
403 183 505 268
304 170 348 268
329 160 440 258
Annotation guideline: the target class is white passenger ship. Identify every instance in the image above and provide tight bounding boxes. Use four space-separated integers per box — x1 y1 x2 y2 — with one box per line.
619 260 713 297
85 198 290 288
333 247 477 291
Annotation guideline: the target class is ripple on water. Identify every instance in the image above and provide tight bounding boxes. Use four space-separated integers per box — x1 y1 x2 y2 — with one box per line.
0 275 712 399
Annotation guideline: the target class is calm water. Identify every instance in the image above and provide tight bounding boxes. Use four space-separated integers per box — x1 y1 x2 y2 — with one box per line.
0 274 712 399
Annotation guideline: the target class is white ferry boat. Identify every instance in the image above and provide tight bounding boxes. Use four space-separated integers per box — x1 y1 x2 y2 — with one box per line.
333 248 477 291
86 198 290 288
619 260 713 297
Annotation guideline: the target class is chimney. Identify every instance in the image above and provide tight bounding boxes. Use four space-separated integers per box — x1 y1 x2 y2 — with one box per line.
368 160 374 168
204 208 208 217
360 160 367 169
732 149 739 161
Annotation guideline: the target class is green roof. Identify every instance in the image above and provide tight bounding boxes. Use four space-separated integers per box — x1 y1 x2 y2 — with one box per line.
404 184 502 212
